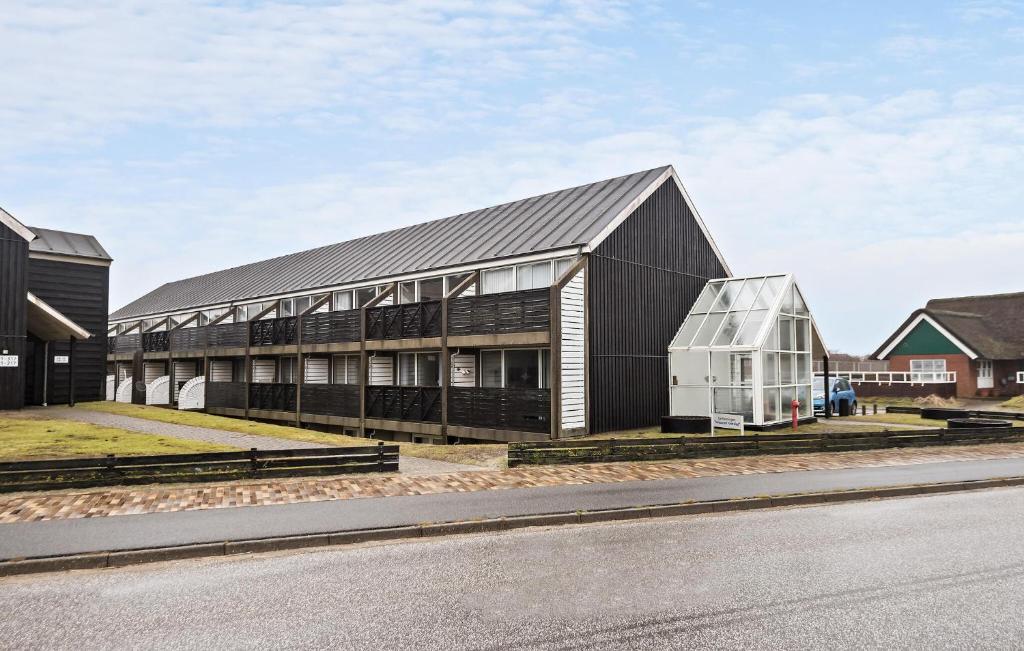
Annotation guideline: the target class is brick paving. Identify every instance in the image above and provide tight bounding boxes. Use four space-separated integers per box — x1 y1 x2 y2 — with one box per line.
4 442 1024 524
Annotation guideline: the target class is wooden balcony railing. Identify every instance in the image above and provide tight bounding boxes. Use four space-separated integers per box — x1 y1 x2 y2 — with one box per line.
366 301 442 340
301 310 361 344
301 383 361 418
250 383 297 412
447 387 551 434
206 381 246 409
141 331 170 352
109 333 140 353
170 326 207 351
206 322 248 348
250 316 298 347
365 386 442 423
447 288 550 337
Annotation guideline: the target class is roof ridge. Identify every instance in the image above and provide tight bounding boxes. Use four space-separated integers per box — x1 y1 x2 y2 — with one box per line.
928 290 1024 303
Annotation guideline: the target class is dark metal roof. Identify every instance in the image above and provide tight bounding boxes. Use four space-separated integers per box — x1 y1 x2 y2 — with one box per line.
111 166 672 320
873 291 1024 360
28 227 112 262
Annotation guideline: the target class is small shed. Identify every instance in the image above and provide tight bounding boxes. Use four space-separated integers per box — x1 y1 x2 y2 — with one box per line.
668 274 827 428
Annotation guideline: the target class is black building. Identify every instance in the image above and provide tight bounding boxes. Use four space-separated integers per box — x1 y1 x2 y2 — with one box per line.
0 208 111 410
107 166 730 441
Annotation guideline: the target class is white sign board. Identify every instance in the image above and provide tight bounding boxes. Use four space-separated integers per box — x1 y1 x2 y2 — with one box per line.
54 355 69 364
0 355 18 368
711 412 744 436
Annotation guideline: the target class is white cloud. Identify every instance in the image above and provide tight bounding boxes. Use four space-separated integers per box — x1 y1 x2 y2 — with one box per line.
0 0 627 153
878 35 971 60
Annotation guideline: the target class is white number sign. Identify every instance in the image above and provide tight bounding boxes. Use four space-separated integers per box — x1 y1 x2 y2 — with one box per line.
0 355 18 368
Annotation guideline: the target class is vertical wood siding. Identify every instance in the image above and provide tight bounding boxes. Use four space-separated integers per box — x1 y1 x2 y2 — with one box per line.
27 257 109 404
560 268 586 431
589 180 728 433
0 222 28 409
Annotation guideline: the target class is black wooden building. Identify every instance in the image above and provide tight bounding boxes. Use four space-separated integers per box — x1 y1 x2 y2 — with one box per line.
107 166 730 440
0 208 111 409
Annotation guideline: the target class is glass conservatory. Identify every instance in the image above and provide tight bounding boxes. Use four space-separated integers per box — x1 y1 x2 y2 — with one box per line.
668 274 826 428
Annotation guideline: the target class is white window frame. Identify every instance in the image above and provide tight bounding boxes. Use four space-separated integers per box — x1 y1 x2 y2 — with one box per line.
397 352 441 387
910 359 947 383
480 257 576 295
332 354 360 384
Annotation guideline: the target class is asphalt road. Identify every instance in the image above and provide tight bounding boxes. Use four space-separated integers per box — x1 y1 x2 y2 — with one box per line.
4 456 1024 560
4 487 1024 649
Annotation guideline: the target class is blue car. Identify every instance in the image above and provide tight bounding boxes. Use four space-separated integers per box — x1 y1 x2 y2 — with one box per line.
813 376 857 415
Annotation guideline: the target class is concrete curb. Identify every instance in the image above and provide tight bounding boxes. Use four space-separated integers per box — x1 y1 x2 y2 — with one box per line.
4 475 1024 577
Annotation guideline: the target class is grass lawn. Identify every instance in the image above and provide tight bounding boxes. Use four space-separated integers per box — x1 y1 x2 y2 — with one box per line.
576 417 924 441
78 402 507 469
856 396 964 409
0 412 236 460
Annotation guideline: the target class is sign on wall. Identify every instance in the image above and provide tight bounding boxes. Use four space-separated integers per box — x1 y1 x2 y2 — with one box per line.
54 355 69 364
711 412 745 436
0 355 18 368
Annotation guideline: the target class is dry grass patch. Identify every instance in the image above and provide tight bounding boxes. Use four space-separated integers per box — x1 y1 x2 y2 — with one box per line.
0 413 236 460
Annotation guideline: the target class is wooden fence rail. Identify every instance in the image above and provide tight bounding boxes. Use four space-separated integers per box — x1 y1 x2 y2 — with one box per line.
507 427 1024 467
0 444 399 492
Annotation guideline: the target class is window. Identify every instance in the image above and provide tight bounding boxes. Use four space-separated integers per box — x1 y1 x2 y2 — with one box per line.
554 257 573 280
333 290 354 311
399 282 417 304
294 296 313 315
356 287 377 307
418 278 444 302
479 349 550 389
279 357 297 383
280 299 294 317
332 355 360 384
445 273 472 295
910 359 946 382
516 262 553 291
978 360 992 379
398 352 441 386
481 267 515 294
480 350 503 387
480 257 578 294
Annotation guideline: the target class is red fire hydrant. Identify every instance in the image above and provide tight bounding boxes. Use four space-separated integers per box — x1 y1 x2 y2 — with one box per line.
791 400 800 432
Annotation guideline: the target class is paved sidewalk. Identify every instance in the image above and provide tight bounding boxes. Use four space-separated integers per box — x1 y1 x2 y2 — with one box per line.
5 441 1024 524
4 457 1024 561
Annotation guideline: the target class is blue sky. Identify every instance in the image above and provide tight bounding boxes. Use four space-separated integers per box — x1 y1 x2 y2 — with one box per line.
3 0 1023 354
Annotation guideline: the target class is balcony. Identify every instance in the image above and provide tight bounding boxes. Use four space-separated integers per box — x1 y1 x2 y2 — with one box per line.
141 331 170 352
249 383 297 412
301 309 360 345
447 387 551 434
301 383 360 418
447 288 550 338
170 326 207 351
250 316 297 347
108 333 140 354
366 301 442 340
206 381 246 410
206 322 247 348
365 386 441 423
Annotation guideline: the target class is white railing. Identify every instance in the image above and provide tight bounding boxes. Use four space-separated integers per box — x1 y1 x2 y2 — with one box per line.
813 360 890 373
814 371 957 385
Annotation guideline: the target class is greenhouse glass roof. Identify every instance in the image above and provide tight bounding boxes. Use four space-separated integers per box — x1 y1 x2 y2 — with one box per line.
670 274 824 353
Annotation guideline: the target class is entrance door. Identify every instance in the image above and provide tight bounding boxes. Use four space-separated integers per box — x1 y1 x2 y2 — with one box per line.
977 360 994 390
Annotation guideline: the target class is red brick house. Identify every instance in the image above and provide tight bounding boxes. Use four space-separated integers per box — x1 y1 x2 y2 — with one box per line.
873 292 1024 398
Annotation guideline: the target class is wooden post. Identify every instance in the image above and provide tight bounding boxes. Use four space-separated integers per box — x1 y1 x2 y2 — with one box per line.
440 295 450 443
823 354 831 419
549 283 561 439
68 336 75 407
359 285 396 438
